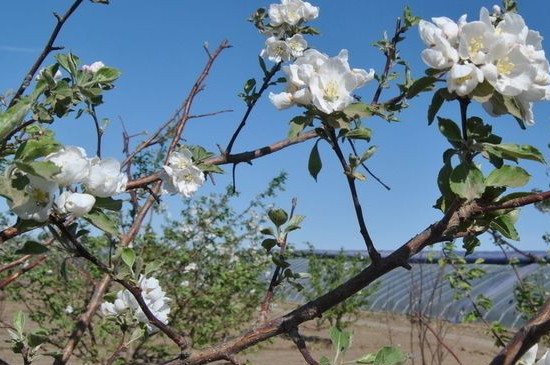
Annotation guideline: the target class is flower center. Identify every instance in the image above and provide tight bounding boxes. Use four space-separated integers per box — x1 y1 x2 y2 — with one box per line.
468 37 484 55
30 188 50 207
497 57 515 75
323 81 340 102
455 74 473 85
183 172 195 183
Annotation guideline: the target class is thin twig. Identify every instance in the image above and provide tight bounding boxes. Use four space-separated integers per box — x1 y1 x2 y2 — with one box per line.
104 331 126 365
89 103 103 158
326 127 381 263
418 316 464 365
225 62 281 155
347 139 391 191
0 256 47 290
8 0 85 108
259 198 297 322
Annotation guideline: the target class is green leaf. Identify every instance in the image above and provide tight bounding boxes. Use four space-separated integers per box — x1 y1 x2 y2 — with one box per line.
345 127 372 141
360 146 377 164
482 143 546 164
449 163 485 201
308 141 322 181
284 215 305 233
14 160 61 180
121 247 136 269
93 67 121 83
320 356 331 365
330 326 352 354
144 261 163 276
343 102 374 119
261 238 278 251
244 78 256 94
406 76 437 99
486 165 531 188
0 97 33 142
13 311 25 335
490 215 519 240
15 241 49 255
83 208 119 236
356 352 378 364
55 53 80 76
437 163 453 197
260 227 275 236
437 117 462 144
427 89 445 125
93 197 123 211
463 236 480 256
15 137 62 161
268 208 288 227
127 328 145 345
373 346 407 365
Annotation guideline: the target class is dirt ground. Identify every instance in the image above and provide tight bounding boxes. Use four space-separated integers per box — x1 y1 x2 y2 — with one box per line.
0 301 513 365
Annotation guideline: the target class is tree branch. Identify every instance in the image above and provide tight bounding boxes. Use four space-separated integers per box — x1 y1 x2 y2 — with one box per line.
8 0 85 108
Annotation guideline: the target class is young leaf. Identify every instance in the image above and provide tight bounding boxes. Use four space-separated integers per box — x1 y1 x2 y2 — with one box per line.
463 236 480 256
427 89 445 125
486 165 531 188
406 76 437 99
482 143 546 164
13 311 25 335
261 238 278 252
94 197 123 211
83 208 119 236
14 160 61 180
345 127 372 141
284 215 305 233
15 241 49 255
490 215 519 240
121 247 136 269
15 137 62 161
308 141 322 181
330 326 352 355
437 117 462 144
449 163 485 200
268 208 288 226
373 346 407 365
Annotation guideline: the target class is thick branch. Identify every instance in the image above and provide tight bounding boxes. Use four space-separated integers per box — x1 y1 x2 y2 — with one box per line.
489 295 550 365
180 190 550 364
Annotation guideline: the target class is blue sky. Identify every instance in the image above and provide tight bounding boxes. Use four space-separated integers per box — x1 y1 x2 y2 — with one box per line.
1 1 550 252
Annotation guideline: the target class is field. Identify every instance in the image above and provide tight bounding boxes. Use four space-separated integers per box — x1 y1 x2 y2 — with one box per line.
0 300 510 365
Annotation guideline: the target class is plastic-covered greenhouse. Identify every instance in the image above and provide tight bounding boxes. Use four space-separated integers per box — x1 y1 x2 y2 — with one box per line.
277 250 549 328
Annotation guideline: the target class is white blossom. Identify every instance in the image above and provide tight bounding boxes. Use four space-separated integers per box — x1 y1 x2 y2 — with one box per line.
46 146 90 186
56 191 96 217
64 305 74 314
270 49 374 114
84 157 127 198
515 344 550 365
82 61 105 74
447 63 484 96
101 276 170 333
183 262 198 273
162 150 205 198
8 172 57 222
268 0 319 26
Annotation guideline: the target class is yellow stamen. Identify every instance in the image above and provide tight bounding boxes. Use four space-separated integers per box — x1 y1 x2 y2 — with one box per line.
323 81 340 102
497 57 515 75
469 37 484 55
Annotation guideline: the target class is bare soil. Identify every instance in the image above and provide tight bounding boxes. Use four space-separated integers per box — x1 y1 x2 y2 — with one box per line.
0 300 510 365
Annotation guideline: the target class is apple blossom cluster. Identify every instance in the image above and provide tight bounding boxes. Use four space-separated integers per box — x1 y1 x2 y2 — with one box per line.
82 61 105 74
269 49 375 114
260 0 319 63
161 149 205 198
100 276 171 333
8 146 127 222
419 6 550 124
516 343 550 365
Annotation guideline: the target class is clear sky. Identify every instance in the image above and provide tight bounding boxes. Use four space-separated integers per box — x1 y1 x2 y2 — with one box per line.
1 0 550 252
